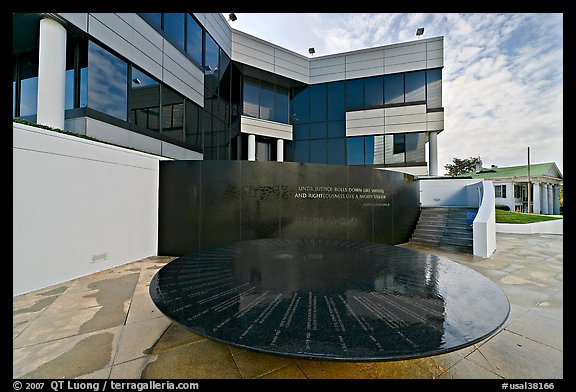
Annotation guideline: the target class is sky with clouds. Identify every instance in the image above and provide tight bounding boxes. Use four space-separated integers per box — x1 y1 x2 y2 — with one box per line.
226 13 563 175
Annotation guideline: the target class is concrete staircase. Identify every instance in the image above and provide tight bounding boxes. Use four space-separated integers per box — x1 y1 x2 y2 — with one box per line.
409 207 477 254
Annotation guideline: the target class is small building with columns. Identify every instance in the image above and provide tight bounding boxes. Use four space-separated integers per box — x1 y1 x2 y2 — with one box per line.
461 162 563 215
12 13 444 176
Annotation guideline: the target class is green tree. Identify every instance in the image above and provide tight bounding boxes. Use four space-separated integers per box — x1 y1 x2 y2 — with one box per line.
445 156 483 177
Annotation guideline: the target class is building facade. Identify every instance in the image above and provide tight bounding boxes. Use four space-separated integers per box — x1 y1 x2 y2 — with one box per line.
12 13 444 176
462 162 563 215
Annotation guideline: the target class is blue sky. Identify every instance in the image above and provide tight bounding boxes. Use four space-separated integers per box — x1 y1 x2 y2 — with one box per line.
226 13 563 175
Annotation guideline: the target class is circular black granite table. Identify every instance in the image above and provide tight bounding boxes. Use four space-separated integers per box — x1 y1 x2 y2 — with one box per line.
150 238 510 361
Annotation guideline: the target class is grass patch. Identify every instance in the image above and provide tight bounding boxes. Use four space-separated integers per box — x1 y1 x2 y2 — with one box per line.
495 209 562 224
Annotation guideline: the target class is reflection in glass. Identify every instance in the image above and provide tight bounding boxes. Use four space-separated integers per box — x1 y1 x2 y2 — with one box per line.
291 86 309 123
310 139 327 164
327 81 345 121
426 68 442 109
259 81 275 121
185 100 202 152
405 132 426 163
243 76 259 118
186 14 203 68
347 137 364 165
364 76 383 107
162 85 184 144
346 78 364 110
405 71 425 103
129 67 160 132
385 134 404 164
327 138 346 164
374 135 384 164
18 51 38 118
309 123 327 139
309 84 327 122
384 74 404 104
274 85 289 124
327 121 345 138
140 13 161 30
163 13 185 50
293 124 309 140
364 136 374 165
204 33 220 93
88 41 128 120
294 140 309 162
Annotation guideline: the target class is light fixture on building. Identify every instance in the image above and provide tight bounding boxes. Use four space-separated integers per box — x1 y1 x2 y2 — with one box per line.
132 78 141 85
308 47 315 55
416 27 424 38
228 13 237 22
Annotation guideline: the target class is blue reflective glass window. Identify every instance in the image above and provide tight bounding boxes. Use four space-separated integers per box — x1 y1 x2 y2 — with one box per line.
274 85 289 124
204 33 220 92
294 140 309 162
405 71 426 102
327 81 345 121
327 121 345 138
393 134 405 155
162 85 184 143
384 74 404 104
186 14 203 68
310 139 327 164
291 86 309 123
18 52 38 118
346 78 364 110
293 124 309 140
309 84 327 122
364 136 374 165
405 132 425 163
243 76 259 118
88 41 128 120
259 81 275 121
140 13 161 30
129 67 160 132
426 68 442 109
347 137 364 165
327 138 346 165
65 69 74 110
185 100 202 152
364 76 383 107
163 13 185 50
309 123 327 139
79 67 88 108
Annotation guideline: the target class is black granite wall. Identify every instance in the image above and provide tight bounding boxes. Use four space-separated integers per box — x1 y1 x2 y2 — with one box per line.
158 161 420 256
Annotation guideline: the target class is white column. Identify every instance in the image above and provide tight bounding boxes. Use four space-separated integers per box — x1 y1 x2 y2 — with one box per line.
541 183 549 214
37 18 67 129
553 184 560 215
547 184 553 215
532 182 541 214
276 139 284 162
428 131 438 176
247 134 256 161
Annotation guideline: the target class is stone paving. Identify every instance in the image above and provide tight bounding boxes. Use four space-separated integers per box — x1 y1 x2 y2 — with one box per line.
13 233 563 379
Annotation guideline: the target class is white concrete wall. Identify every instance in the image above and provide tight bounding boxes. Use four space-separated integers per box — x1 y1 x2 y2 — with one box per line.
240 116 293 140
473 180 496 258
496 220 563 235
13 122 170 296
419 178 483 207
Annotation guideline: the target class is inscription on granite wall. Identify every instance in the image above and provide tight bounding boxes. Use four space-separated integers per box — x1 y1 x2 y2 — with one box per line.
158 161 419 256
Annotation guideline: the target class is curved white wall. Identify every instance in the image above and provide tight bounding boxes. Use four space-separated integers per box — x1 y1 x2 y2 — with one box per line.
13 122 169 295
473 180 496 258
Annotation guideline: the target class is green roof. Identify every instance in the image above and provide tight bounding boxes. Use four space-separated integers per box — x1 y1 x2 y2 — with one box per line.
458 162 562 180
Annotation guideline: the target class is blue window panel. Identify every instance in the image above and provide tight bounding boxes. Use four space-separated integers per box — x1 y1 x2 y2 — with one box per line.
347 137 365 165
327 81 345 121
65 69 74 110
163 13 185 50
405 71 426 102
130 67 161 132
204 33 220 92
426 68 442 109
310 139 327 164
259 81 275 121
88 41 128 120
309 84 327 123
364 76 383 107
186 14 203 68
274 85 289 124
327 121 345 138
294 140 310 163
384 73 404 104
327 138 346 165
405 132 426 163
309 122 327 139
243 76 259 118
140 13 161 30
346 78 364 110
393 133 405 155
19 77 38 117
79 67 88 108
291 86 309 123
293 124 309 140
364 136 374 165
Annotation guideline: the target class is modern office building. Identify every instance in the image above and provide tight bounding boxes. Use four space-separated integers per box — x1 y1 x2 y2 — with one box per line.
12 13 444 176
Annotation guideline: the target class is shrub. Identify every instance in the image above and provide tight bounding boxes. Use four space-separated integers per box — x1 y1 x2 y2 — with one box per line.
495 204 510 211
